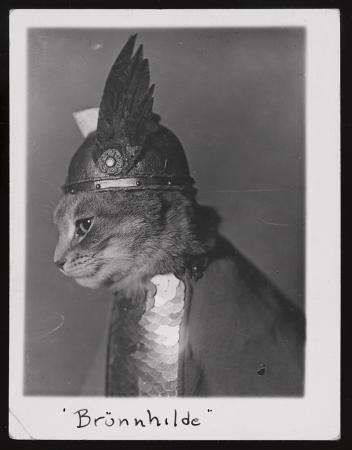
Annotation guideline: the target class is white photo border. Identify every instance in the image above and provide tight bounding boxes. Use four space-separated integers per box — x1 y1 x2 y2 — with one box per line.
9 9 340 440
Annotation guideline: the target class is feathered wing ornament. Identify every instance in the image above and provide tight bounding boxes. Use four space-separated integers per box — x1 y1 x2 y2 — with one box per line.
94 34 161 176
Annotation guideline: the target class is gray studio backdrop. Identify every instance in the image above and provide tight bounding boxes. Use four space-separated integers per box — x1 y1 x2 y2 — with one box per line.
25 28 305 395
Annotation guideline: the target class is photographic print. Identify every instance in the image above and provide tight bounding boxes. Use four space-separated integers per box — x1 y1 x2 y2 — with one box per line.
9 10 340 440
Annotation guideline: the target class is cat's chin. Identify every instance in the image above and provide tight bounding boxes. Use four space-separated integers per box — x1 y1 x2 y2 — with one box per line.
73 265 131 290
74 276 103 289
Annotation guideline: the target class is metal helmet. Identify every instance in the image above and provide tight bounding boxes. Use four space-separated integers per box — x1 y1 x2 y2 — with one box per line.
63 35 195 195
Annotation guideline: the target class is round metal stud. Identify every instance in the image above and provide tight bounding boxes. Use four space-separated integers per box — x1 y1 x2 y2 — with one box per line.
98 148 124 175
168 180 172 186
70 188 75 194
136 180 141 186
105 157 116 168
96 183 101 189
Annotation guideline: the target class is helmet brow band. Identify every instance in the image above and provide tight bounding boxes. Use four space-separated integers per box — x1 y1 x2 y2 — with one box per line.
63 176 195 194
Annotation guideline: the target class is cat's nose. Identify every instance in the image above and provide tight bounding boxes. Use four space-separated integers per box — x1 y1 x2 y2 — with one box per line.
55 258 66 270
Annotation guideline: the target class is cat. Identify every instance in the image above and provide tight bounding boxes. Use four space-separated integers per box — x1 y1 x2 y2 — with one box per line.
53 188 305 396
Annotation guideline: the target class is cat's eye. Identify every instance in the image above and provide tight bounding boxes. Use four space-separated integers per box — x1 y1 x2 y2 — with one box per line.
75 217 94 237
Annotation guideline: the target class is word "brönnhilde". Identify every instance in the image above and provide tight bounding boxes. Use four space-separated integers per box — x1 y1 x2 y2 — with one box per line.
70 408 213 429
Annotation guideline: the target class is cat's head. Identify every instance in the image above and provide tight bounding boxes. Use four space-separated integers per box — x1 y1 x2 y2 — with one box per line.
53 189 210 290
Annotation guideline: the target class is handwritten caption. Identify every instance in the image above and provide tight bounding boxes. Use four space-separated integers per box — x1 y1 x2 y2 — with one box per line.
62 408 213 429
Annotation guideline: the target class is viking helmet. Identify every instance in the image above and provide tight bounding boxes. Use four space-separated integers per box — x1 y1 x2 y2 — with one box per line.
63 35 195 195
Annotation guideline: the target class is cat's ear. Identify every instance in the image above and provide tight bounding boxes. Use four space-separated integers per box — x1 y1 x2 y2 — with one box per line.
73 107 99 138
